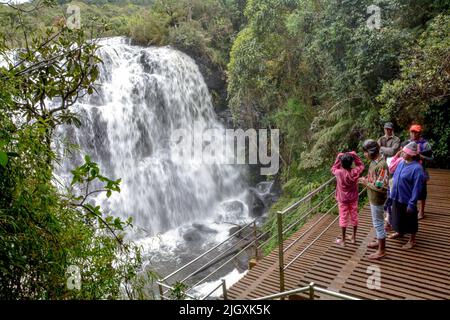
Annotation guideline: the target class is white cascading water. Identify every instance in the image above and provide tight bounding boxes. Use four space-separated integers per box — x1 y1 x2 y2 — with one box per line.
56 36 249 233
55 38 251 289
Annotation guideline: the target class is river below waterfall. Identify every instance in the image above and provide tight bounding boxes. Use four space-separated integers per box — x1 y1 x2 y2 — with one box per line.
54 37 260 297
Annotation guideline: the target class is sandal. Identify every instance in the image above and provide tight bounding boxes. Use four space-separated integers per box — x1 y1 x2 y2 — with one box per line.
335 238 346 247
387 232 402 239
346 235 356 244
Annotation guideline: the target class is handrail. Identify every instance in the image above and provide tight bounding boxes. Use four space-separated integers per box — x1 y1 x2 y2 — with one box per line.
200 280 226 300
186 229 269 293
179 228 256 283
282 190 335 253
158 227 256 298
253 285 310 300
160 220 255 282
275 177 338 293
282 190 335 237
256 190 334 252
279 178 335 215
156 281 198 300
257 180 336 255
157 217 261 300
282 188 367 275
157 174 364 301
254 282 360 300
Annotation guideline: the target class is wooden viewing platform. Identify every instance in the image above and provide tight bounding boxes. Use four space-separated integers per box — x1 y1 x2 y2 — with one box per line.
227 169 450 300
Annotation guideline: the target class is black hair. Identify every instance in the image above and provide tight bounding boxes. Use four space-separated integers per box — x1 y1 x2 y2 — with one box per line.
362 139 380 159
340 153 354 170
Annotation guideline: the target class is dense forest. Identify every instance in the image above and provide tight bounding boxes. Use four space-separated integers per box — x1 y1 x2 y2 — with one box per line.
0 0 449 299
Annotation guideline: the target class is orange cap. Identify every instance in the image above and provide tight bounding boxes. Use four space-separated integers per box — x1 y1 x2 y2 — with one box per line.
409 124 422 132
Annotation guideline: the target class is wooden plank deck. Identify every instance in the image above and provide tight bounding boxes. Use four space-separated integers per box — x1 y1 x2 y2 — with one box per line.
227 169 450 300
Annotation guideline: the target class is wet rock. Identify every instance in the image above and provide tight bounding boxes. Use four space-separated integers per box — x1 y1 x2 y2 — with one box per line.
183 229 202 242
216 200 245 223
192 223 217 234
229 226 241 236
250 192 266 217
249 180 282 217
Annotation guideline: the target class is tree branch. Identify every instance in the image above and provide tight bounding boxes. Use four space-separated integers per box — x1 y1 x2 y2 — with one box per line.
72 202 123 245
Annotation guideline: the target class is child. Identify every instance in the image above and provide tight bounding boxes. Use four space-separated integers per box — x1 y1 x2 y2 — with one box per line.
331 151 364 246
359 140 389 260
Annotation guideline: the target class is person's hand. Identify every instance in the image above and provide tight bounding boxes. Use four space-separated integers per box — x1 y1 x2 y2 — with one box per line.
407 206 416 214
395 150 402 157
358 177 367 186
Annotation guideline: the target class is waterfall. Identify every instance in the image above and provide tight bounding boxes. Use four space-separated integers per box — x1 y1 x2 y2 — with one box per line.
55 37 249 239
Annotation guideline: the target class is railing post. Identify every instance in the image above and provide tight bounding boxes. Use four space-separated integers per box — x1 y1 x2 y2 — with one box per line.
253 221 259 260
222 279 228 300
158 282 164 300
277 211 285 295
309 282 315 300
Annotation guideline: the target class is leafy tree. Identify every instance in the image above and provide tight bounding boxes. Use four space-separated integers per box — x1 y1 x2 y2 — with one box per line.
378 14 450 128
0 1 144 299
227 0 449 246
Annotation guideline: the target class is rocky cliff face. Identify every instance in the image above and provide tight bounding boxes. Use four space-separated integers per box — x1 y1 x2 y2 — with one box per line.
174 46 229 116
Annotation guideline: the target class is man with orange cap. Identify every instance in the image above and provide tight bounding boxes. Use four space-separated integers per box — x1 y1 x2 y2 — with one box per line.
408 125 433 220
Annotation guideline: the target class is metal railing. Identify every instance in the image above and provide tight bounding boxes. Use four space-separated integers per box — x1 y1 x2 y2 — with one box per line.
156 175 366 300
275 182 366 294
274 177 337 293
156 218 264 300
254 282 360 300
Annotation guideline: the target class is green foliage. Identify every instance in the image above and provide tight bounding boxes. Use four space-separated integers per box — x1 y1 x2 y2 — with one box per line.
126 269 160 300
423 102 450 169
126 0 245 68
0 151 7 167
0 117 141 299
127 10 170 46
167 20 209 54
0 3 144 299
377 13 450 168
168 281 188 300
228 0 449 173
378 14 450 128
227 0 449 257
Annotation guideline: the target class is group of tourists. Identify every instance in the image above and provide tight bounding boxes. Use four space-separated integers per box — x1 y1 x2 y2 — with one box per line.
331 123 433 260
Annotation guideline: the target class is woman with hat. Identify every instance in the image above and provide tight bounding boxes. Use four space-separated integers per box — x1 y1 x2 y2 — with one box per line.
388 142 425 249
409 125 433 220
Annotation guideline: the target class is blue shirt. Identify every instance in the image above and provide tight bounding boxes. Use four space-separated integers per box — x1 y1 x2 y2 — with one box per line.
390 160 424 210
